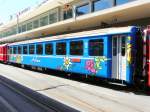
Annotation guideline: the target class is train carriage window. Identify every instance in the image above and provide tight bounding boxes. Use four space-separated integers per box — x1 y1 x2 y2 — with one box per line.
45 43 53 55
29 45 35 54
23 46 28 54
89 39 104 56
18 46 22 54
37 44 43 55
70 41 83 55
13 47 17 54
56 42 66 55
9 47 13 54
113 37 117 56
121 36 126 56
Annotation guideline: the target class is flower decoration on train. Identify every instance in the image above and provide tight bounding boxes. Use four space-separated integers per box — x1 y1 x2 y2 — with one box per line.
62 57 72 70
85 56 108 75
85 60 96 74
10 55 23 63
127 36 132 64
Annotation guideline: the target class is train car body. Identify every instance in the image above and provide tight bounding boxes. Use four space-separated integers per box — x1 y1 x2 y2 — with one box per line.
0 44 8 62
144 26 150 87
8 26 143 84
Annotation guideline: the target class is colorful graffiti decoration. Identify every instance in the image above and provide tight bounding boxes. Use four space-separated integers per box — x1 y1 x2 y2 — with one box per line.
10 55 23 63
127 36 132 64
85 56 108 75
61 57 72 70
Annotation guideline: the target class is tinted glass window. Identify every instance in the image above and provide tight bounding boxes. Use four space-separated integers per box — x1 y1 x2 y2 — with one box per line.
70 41 83 55
113 37 117 56
18 46 22 54
121 36 126 56
33 19 39 28
92 0 113 12
49 13 57 24
63 9 73 20
19 26 22 33
89 39 104 56
76 3 90 16
36 44 43 55
22 24 26 32
27 22 33 31
116 0 135 5
56 42 66 55
29 45 35 54
40 16 48 26
45 43 53 55
13 47 17 54
9 47 13 54
23 46 28 54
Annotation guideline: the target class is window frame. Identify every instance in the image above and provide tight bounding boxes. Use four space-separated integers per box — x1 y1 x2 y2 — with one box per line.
88 38 104 56
13 46 17 54
70 40 83 56
76 3 90 16
36 43 43 55
29 44 35 55
23 45 28 55
45 42 53 55
18 46 22 54
56 42 66 55
9 47 13 54
92 0 113 12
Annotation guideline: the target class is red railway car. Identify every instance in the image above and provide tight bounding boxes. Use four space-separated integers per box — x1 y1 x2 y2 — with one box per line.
143 26 150 87
0 44 8 63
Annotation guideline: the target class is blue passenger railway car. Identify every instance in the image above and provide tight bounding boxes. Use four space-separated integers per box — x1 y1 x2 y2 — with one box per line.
8 26 143 85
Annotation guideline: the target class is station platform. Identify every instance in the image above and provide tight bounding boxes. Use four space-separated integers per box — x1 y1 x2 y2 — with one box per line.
0 63 150 112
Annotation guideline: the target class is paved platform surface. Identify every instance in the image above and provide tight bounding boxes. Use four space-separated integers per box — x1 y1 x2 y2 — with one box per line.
0 63 150 112
0 80 51 112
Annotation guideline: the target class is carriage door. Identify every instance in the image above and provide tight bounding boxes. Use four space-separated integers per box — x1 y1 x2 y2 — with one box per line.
112 35 127 80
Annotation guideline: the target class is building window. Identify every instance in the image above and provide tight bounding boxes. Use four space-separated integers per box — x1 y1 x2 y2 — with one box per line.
36 44 43 55
63 9 73 20
45 43 53 55
92 0 113 12
70 41 83 55
33 19 39 28
29 45 35 54
76 3 90 16
21 24 26 32
89 39 104 56
19 26 22 33
27 22 33 31
116 0 135 5
40 16 48 26
49 13 57 24
56 42 66 55
18 46 22 54
63 4 73 20
23 46 28 54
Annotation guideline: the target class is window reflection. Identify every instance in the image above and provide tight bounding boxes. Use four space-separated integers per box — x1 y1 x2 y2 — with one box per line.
93 0 113 12
116 0 135 5
76 3 90 16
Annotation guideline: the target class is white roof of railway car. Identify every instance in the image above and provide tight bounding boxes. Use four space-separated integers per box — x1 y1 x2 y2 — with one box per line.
9 26 135 46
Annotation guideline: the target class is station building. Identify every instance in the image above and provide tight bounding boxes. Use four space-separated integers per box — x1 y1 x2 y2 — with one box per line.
0 0 150 43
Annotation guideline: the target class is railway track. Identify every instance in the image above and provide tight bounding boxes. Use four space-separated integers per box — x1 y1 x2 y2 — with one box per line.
0 75 79 112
